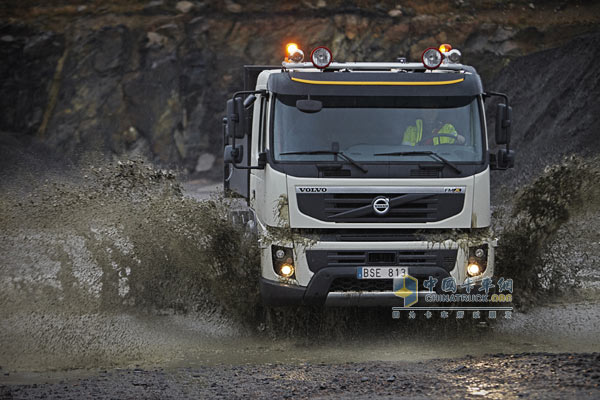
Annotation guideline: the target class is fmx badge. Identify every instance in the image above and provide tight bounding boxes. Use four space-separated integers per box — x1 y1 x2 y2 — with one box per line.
444 187 463 193
393 275 419 307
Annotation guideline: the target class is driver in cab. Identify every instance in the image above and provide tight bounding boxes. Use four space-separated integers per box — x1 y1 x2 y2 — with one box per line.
402 110 466 146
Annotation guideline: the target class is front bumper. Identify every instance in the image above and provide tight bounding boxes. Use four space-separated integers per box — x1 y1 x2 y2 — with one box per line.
261 265 452 307
261 236 496 307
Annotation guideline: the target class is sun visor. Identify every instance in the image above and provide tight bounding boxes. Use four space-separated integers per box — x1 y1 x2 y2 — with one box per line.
268 70 483 97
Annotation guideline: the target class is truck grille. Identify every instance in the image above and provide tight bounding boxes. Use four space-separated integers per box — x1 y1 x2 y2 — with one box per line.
297 192 464 223
306 249 458 273
318 229 423 242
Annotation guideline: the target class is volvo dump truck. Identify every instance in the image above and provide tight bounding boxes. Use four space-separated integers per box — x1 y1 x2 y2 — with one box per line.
223 44 514 306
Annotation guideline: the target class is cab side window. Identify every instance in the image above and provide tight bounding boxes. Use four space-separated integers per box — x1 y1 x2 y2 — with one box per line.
259 95 268 151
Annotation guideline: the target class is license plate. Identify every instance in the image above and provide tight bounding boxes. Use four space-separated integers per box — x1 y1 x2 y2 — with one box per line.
357 267 407 279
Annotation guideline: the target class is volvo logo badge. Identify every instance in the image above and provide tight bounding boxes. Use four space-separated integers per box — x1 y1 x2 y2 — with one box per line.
372 196 390 215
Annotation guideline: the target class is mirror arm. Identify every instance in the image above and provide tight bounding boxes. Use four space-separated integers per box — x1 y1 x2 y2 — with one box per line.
230 151 266 170
231 162 265 170
485 91 509 107
232 89 267 101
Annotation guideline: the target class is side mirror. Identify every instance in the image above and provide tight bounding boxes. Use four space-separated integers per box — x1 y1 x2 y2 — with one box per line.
224 144 244 164
296 99 322 113
495 103 512 145
226 97 246 139
491 149 515 170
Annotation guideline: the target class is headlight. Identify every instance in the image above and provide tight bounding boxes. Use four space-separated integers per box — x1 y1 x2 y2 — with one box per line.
467 263 482 277
278 263 295 278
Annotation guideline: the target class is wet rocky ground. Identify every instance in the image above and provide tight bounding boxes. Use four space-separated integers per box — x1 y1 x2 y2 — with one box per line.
1 352 599 399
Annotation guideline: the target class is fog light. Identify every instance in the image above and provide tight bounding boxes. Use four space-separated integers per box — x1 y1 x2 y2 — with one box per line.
475 248 485 258
279 263 295 278
467 263 482 277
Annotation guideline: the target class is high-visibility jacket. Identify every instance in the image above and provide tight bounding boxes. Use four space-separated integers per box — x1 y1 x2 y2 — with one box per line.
402 119 458 146
432 123 459 145
402 119 423 146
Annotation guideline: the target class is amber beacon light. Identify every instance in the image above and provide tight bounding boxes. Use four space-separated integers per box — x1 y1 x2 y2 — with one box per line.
285 42 304 63
439 43 452 53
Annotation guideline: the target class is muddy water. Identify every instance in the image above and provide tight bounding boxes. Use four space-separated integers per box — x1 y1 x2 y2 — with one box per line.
1 158 599 376
0 160 259 371
1 301 599 376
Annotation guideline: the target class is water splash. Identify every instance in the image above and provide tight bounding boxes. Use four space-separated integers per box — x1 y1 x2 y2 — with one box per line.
2 153 599 371
1 160 261 317
495 155 600 306
0 159 267 369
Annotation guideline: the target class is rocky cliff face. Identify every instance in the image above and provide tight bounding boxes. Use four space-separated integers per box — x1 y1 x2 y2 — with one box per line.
488 31 600 195
1 0 599 178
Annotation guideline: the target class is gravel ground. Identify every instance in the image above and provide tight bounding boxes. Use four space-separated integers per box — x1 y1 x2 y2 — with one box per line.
1 353 599 399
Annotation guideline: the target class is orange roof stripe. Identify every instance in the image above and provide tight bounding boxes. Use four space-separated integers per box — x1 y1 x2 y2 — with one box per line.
290 77 465 86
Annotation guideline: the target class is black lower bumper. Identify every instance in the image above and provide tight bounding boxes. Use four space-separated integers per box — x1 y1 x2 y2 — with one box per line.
260 266 452 307
259 278 306 306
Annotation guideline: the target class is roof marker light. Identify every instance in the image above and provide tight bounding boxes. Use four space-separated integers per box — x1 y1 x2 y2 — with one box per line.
422 47 443 70
311 46 333 69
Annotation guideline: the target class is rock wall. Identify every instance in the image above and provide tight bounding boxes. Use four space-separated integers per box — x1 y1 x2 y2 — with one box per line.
1 0 599 178
488 31 600 195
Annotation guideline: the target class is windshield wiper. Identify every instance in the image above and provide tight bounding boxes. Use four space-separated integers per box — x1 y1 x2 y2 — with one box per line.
279 150 368 173
374 151 462 174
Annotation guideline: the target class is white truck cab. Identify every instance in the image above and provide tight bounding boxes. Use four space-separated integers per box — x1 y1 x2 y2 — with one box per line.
223 44 514 306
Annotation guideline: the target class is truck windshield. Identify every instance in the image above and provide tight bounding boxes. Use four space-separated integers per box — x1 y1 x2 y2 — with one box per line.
273 95 484 163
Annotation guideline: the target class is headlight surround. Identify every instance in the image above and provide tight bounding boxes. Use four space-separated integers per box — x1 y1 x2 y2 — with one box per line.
271 245 295 279
467 244 488 277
